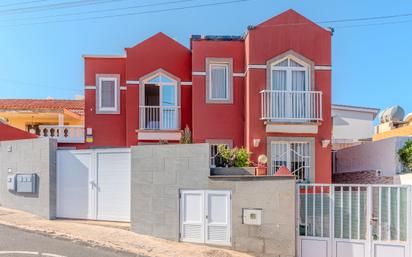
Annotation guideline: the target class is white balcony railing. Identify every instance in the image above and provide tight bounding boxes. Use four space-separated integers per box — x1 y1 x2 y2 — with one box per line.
139 106 180 130
260 90 322 122
38 125 85 143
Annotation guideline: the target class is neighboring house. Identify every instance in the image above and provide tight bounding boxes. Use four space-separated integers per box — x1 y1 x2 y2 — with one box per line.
333 136 412 184
0 99 84 144
374 106 412 141
332 104 379 150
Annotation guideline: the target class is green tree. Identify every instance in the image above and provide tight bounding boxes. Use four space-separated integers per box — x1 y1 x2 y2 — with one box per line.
398 140 412 172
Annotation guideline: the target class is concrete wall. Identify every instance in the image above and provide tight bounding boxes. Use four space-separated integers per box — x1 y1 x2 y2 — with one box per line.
336 136 411 176
131 143 296 257
131 143 210 241
209 176 295 257
0 138 57 219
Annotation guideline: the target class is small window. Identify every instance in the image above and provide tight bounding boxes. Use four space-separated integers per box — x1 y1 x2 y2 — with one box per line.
210 64 228 100
206 58 233 104
96 75 120 114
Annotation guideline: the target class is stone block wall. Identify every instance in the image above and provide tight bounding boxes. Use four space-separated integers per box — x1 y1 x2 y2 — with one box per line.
0 138 57 219
131 143 210 241
131 143 296 257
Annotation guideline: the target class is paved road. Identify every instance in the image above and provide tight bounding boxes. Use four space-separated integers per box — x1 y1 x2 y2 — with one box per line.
0 225 140 257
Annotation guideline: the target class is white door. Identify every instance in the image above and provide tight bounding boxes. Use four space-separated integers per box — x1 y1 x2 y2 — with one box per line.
57 149 131 222
180 190 205 243
57 150 92 219
205 190 231 245
96 150 131 222
180 190 231 246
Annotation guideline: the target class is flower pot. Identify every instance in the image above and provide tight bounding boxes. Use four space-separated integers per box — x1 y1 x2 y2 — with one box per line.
255 167 267 176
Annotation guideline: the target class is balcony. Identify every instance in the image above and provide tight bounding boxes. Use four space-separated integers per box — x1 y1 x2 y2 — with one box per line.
139 106 180 130
260 90 322 122
38 125 85 143
260 90 322 133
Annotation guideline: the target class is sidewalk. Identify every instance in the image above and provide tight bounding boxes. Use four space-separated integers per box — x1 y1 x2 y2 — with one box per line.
0 207 252 257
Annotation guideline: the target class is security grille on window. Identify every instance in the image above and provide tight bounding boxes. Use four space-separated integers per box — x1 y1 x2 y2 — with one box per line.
210 64 228 100
271 141 311 182
96 75 119 114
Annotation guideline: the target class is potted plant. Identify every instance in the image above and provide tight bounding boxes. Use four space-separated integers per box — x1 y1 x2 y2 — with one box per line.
255 154 268 176
211 145 254 175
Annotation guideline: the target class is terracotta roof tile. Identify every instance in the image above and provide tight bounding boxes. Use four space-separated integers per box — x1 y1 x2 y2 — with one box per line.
0 99 84 115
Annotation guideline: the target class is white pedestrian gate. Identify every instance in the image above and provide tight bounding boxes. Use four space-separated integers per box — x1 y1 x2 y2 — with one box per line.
56 148 131 222
297 184 411 257
180 190 231 246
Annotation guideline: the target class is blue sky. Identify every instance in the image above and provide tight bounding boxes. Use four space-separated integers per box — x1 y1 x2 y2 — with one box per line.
0 0 411 114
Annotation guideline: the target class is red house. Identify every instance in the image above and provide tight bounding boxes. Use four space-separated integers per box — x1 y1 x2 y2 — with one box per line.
80 9 332 183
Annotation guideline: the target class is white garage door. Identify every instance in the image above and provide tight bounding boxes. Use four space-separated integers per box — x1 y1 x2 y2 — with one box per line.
57 148 131 222
180 190 231 246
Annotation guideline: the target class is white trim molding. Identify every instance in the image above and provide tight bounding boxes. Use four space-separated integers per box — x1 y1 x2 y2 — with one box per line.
247 64 266 69
126 80 140 85
314 65 332 71
233 72 245 77
181 81 192 86
120 86 127 90
266 123 318 134
138 131 181 141
85 85 96 90
192 71 206 76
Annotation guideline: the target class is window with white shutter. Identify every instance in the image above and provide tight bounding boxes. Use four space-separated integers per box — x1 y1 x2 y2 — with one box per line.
96 75 120 114
206 58 233 103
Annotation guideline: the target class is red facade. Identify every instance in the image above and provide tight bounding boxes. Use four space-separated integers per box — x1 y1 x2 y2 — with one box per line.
81 10 332 183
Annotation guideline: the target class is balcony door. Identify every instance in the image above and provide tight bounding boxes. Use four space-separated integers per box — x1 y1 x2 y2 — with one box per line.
270 57 309 121
141 73 178 130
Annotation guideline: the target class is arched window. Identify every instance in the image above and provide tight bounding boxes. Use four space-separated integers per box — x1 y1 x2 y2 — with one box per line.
270 56 310 92
139 70 180 130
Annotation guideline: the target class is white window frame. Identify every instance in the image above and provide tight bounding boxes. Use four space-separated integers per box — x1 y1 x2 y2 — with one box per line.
270 56 310 92
209 63 229 101
268 138 314 182
96 75 120 114
142 72 178 108
206 58 233 104
139 71 180 130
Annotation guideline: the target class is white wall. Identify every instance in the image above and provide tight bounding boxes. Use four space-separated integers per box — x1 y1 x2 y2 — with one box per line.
336 136 411 176
332 108 375 142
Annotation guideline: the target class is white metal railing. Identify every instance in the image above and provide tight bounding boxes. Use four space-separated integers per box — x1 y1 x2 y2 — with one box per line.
260 90 322 122
139 106 180 130
38 125 85 143
297 184 410 240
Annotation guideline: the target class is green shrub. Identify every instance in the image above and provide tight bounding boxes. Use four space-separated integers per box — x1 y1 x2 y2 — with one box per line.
215 145 250 167
398 140 412 172
234 147 250 167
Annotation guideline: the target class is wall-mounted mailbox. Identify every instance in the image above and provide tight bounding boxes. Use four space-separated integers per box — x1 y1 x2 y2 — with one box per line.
7 174 16 191
243 208 262 225
16 174 37 193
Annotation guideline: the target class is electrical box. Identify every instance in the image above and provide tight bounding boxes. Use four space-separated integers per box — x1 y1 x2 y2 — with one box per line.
7 174 16 191
16 174 37 193
243 208 262 225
